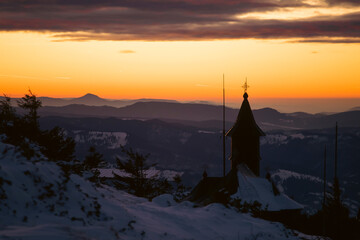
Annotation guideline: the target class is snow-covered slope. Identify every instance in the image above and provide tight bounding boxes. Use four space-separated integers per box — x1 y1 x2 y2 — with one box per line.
0 140 321 240
73 130 127 149
271 169 360 216
0 139 108 227
98 168 183 180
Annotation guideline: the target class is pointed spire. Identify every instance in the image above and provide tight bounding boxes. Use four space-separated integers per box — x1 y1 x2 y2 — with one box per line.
226 78 264 138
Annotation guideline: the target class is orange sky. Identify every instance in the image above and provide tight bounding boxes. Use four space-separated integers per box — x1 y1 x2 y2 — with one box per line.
1 0 360 109
1 32 359 101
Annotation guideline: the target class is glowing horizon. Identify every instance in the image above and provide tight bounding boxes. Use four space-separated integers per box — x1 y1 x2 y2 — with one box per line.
1 32 359 100
1 0 359 112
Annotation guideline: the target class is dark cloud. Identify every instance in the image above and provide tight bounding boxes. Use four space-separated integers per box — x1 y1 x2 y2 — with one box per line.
0 0 303 13
325 0 360 6
297 38 360 43
0 0 359 42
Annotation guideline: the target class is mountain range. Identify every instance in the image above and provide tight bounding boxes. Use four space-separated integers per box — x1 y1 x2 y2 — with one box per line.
5 93 360 130
34 103 360 131
8 93 179 108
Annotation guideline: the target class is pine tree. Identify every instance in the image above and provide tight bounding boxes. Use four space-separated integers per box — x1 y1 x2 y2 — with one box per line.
39 127 76 162
173 174 189 201
0 93 39 156
83 146 106 183
116 147 173 199
17 90 42 140
116 147 152 196
84 146 105 170
0 95 16 133
1 91 80 173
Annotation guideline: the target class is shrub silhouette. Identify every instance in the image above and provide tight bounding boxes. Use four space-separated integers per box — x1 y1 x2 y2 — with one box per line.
115 147 172 199
0 91 75 163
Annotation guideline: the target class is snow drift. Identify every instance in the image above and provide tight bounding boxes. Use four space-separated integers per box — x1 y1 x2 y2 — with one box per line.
0 139 321 239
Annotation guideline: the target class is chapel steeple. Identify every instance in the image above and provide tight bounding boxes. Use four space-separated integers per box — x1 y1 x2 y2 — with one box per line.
226 80 265 176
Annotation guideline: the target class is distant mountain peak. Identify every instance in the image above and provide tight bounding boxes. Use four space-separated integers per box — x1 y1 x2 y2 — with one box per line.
72 93 107 106
79 93 102 99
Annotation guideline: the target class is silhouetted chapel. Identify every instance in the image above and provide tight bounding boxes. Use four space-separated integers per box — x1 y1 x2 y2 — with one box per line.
187 82 303 212
226 91 265 176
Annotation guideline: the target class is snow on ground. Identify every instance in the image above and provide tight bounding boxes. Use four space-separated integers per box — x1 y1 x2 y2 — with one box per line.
73 131 127 149
271 169 328 198
260 122 300 130
0 140 322 240
98 167 183 180
179 132 192 144
289 133 305 140
0 141 109 227
197 130 217 134
271 169 360 216
260 133 326 146
271 169 326 188
261 134 289 145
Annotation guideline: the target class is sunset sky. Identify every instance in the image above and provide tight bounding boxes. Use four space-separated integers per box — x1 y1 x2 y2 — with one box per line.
1 0 360 112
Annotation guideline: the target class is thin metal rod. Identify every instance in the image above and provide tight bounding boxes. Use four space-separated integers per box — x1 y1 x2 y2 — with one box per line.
223 74 226 177
323 145 327 208
322 144 327 235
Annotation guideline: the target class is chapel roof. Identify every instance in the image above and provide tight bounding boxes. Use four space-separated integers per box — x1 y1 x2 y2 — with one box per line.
226 92 265 137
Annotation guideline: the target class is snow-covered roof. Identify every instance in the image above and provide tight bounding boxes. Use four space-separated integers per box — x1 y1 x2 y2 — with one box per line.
232 165 303 211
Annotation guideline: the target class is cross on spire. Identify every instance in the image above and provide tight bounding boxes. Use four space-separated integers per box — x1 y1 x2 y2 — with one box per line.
242 78 249 93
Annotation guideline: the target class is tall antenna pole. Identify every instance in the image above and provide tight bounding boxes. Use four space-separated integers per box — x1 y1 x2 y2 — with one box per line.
335 122 338 179
223 74 226 178
323 145 327 208
322 144 327 235
333 122 340 239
